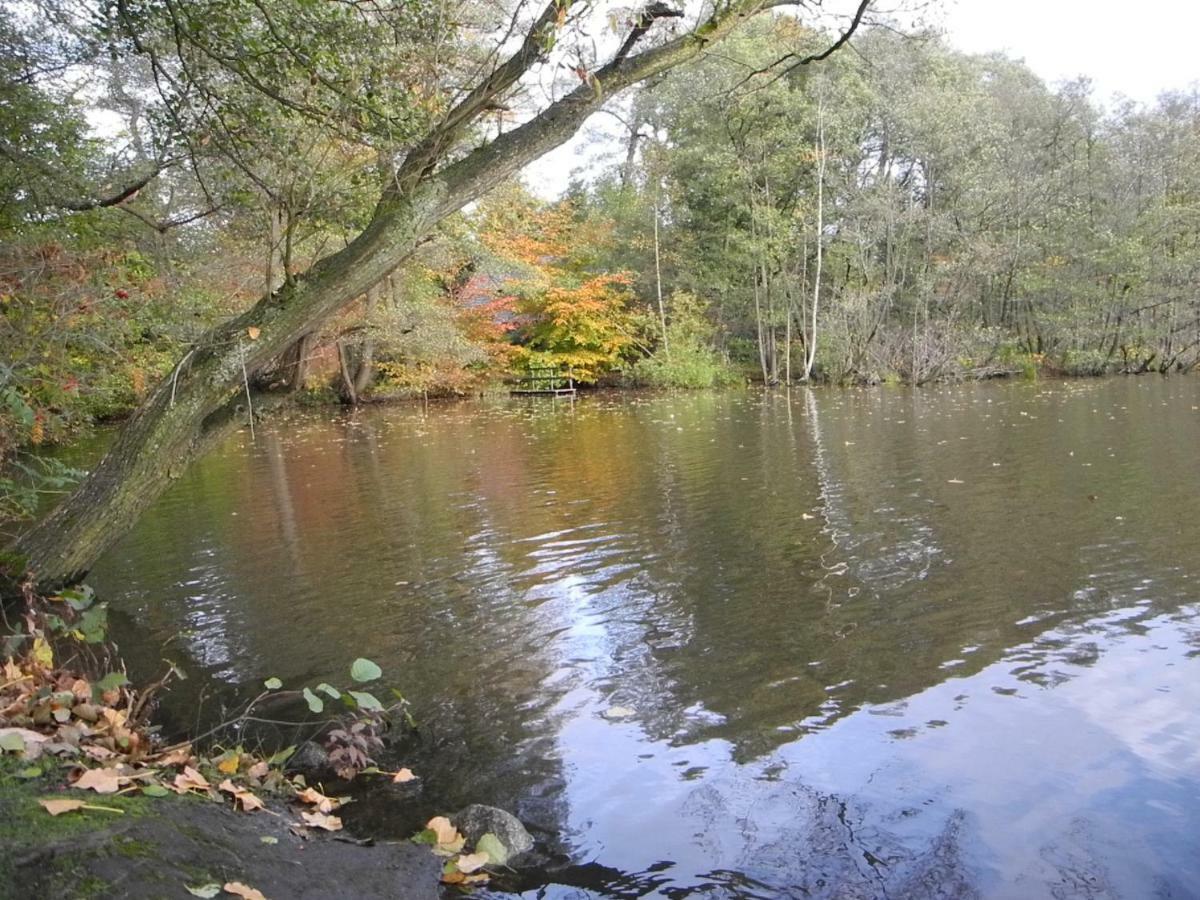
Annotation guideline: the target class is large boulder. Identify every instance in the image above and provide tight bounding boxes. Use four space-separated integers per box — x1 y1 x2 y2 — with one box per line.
451 804 534 862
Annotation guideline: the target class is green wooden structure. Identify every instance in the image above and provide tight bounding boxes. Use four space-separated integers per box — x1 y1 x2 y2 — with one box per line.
510 365 576 396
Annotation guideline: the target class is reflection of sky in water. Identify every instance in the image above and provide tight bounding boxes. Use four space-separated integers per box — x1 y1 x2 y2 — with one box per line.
548 605 1200 898
88 377 1200 898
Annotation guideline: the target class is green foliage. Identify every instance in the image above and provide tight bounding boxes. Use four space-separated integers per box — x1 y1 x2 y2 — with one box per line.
626 292 741 389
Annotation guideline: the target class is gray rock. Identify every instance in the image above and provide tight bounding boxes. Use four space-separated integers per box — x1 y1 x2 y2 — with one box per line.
451 804 534 861
287 740 331 774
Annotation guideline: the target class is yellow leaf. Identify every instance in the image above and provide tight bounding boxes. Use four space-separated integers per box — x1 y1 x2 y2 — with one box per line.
300 811 342 831
39 798 86 816
73 767 123 794
217 754 240 775
246 326 261 341
32 637 53 668
223 882 267 900
392 768 416 783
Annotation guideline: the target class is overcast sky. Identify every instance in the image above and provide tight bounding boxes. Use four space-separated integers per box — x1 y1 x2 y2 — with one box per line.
528 0 1200 196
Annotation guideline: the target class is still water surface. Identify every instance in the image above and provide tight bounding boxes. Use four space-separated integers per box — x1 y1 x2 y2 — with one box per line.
90 378 1200 898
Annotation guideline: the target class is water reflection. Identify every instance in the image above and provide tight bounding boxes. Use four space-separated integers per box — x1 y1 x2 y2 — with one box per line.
88 377 1200 897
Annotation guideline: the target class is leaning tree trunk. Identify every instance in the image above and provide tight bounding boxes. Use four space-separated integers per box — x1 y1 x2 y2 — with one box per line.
6 0 864 591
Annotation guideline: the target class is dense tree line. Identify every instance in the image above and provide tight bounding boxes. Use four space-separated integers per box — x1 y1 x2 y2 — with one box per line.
581 20 1200 385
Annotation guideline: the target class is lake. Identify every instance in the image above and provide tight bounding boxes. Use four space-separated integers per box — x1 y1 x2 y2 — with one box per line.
89 377 1200 898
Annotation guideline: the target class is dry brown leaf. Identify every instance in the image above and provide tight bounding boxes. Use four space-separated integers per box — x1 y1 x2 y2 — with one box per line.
455 852 490 874
391 768 416 783
219 779 265 812
426 815 459 845
246 326 261 341
173 766 211 794
246 761 269 780
82 745 116 761
39 798 86 816
441 871 466 885
73 767 122 794
300 811 342 831
295 787 339 813
463 873 491 884
152 745 193 767
223 881 267 900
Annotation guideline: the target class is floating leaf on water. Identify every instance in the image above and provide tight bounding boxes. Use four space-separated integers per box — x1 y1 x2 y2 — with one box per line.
302 687 324 714
316 683 340 699
263 677 282 690
392 768 416 783
260 835 278 845
349 658 382 683
184 884 221 899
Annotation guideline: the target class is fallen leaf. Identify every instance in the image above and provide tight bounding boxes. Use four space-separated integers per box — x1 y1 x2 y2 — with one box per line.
152 745 192 767
73 767 123 794
219 779 265 812
441 871 466 885
296 787 340 813
247 761 269 780
476 832 509 866
82 745 117 761
217 754 240 775
173 766 211 794
260 835 278 845
300 811 342 831
32 637 53 668
38 798 86 816
38 797 124 816
392 768 416 783
603 706 635 719
185 884 221 899
246 326 261 341
426 816 459 845
223 882 267 900
456 851 490 874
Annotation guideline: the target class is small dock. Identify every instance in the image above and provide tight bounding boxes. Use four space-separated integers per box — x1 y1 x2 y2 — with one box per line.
510 366 576 397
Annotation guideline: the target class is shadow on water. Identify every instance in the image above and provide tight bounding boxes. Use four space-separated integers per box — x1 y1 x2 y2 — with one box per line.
80 377 1200 897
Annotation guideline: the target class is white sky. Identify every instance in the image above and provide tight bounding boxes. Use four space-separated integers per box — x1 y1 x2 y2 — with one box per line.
528 0 1200 197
